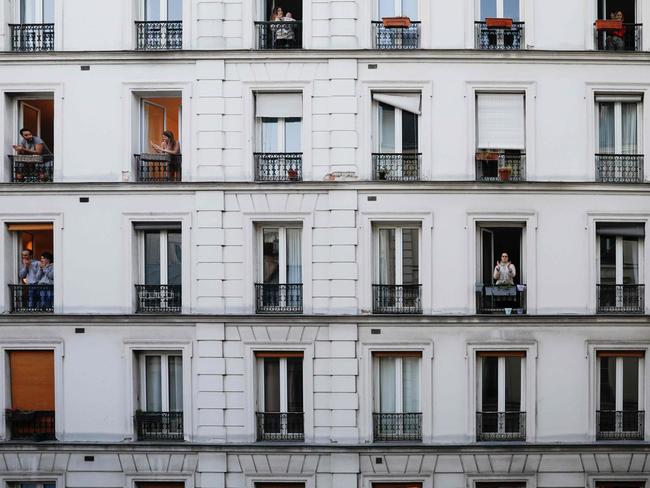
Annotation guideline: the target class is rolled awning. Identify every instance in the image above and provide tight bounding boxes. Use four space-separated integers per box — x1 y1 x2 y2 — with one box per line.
372 92 421 115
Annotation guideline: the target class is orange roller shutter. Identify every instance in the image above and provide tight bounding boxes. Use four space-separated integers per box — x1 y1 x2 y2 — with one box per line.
6 223 53 231
9 350 54 411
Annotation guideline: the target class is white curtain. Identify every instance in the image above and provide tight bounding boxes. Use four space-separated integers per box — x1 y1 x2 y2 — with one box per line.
622 103 638 154
43 0 54 22
379 104 396 153
402 357 420 412
286 228 302 283
476 93 525 150
379 357 396 413
261 119 278 153
378 229 395 285
623 238 639 284
598 102 615 153
401 0 418 19
21 0 35 23
167 356 183 412
145 356 162 411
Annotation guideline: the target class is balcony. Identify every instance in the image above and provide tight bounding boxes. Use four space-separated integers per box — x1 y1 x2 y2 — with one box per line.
373 412 422 442
596 284 644 314
255 284 303 313
372 20 421 49
256 412 304 441
476 151 525 182
9 24 54 52
135 21 182 50
255 21 302 49
597 410 644 440
9 284 53 313
134 411 183 441
596 154 644 183
254 153 302 182
6 409 55 441
135 285 181 313
372 153 421 181
476 411 526 441
476 284 526 314
9 155 53 183
475 20 525 50
595 22 642 51
372 284 422 314
135 154 181 182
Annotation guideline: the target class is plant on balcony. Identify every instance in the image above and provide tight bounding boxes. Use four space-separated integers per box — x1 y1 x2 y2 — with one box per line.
476 150 499 160
5 408 36 421
498 166 512 181
382 17 412 28
377 168 388 180
287 168 298 180
485 17 513 28
595 19 623 31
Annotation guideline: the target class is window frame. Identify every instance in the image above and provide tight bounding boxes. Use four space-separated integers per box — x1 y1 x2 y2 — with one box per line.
138 228 182 286
372 353 421 414
375 0 419 19
476 352 526 416
256 117 302 153
138 351 183 413
256 353 304 415
475 0 523 20
596 233 644 286
257 224 303 285
371 98 420 154
373 224 421 286
140 0 182 22
595 96 643 154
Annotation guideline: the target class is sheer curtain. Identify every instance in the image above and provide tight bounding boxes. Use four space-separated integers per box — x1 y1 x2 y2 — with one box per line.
379 104 396 153
379 357 396 413
378 229 395 285
598 103 615 153
145 356 162 411
167 356 183 412
286 229 302 283
622 238 639 284
621 103 638 154
402 358 420 412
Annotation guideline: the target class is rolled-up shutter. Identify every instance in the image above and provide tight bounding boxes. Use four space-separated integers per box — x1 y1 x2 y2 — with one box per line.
596 222 645 237
256 93 302 118
372 483 423 488
373 92 422 115
9 350 54 411
137 484 185 488
477 93 525 149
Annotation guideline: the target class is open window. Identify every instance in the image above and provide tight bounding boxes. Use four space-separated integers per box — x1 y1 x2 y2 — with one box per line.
8 484 56 488
10 0 54 51
595 0 641 51
255 0 303 49
136 0 182 50
475 0 524 49
372 0 420 49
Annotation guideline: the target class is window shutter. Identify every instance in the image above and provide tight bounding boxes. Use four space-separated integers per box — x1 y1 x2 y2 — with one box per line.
255 351 304 358
477 351 526 358
256 93 302 118
373 92 422 115
373 351 423 358
477 93 525 149
9 350 55 410
597 350 645 358
6 223 53 231
596 222 645 237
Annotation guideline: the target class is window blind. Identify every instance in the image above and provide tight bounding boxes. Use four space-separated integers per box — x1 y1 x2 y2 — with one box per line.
373 92 422 115
9 350 55 411
476 93 525 149
255 351 304 358
133 221 182 231
6 223 53 231
595 94 643 103
596 350 645 358
256 93 302 118
477 351 526 357
596 222 645 237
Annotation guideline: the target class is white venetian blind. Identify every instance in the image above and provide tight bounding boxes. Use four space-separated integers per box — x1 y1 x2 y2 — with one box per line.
256 93 302 118
476 93 525 149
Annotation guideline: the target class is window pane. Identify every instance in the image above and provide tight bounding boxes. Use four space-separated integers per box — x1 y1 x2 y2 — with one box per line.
285 118 301 152
144 232 161 285
167 231 182 286
622 357 639 411
503 0 520 20
402 228 419 285
402 357 420 412
378 228 396 285
379 357 397 412
599 236 616 284
481 357 498 412
480 0 497 19
263 228 280 284
167 0 182 20
621 103 638 154
168 355 183 412
622 238 639 285
263 358 280 412
21 0 35 23
261 118 278 152
402 0 418 19
286 228 302 283
402 110 418 152
287 357 303 412
379 0 394 18
145 356 162 411
599 357 616 411
379 103 395 153
504 357 521 412
598 103 615 153
43 0 54 23
145 0 161 20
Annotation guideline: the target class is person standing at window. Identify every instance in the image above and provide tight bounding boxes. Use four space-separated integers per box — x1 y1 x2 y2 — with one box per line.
36 251 54 309
607 11 626 50
12 128 51 155
493 252 516 285
151 130 180 155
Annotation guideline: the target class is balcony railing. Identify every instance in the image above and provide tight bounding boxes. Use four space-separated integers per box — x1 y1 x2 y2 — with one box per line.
476 411 526 441
595 23 642 51
476 151 526 182
9 23 54 52
256 412 304 441
255 283 303 313
9 154 53 183
6 409 55 441
373 284 422 314
134 411 183 441
254 153 302 182
135 21 182 50
372 21 421 49
475 21 525 50
135 153 181 182
9 284 53 313
596 154 644 183
597 410 644 440
255 21 302 49
476 284 526 314
372 153 421 181
597 284 644 314
135 285 181 313
373 412 422 442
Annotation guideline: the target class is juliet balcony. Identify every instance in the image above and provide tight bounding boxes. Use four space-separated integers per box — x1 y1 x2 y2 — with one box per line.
9 155 53 183
373 412 422 442
476 284 526 315
476 150 525 182
255 21 302 49
372 153 421 181
135 21 182 50
135 284 182 313
594 21 642 51
9 284 53 313
476 411 526 441
9 23 54 52
372 284 422 314
134 411 183 441
372 19 421 49
596 284 645 314
597 410 645 440
254 153 302 182
596 154 644 183
256 412 304 441
475 19 525 50
135 154 182 183
255 283 303 313
5 409 55 441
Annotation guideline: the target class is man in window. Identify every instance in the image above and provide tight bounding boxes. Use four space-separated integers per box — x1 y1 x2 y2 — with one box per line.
19 249 41 309
12 128 52 156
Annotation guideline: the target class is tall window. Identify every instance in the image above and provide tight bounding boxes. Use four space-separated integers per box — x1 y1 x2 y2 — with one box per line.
144 0 182 21
9 484 56 488
20 0 54 23
379 0 418 19
479 0 521 20
257 226 302 312
597 95 642 155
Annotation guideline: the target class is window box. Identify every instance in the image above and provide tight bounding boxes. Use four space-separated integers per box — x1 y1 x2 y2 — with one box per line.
382 16 412 28
485 17 513 29
595 19 623 31
498 166 512 181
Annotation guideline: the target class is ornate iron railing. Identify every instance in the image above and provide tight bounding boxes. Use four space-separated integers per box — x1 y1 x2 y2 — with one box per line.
9 284 53 313
476 284 526 314
475 21 525 50
596 154 643 183
476 151 526 182
372 284 422 314
476 411 526 441
255 284 303 313
6 409 55 441
597 410 644 440
256 412 304 441
372 21 421 49
135 21 182 50
135 285 182 313
134 154 182 182
254 153 302 182
9 154 53 183
372 153 421 181
595 23 642 51
373 412 422 441
135 411 183 441
597 284 644 314
255 21 302 49
9 23 54 52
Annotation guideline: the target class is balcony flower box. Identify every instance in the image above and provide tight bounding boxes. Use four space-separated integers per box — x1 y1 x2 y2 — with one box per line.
476 150 499 160
485 17 513 29
382 16 411 28
287 168 298 180
595 19 623 31
498 167 512 181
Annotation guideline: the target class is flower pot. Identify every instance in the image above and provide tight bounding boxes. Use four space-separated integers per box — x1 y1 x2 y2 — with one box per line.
476 151 499 160
382 16 411 28
287 169 298 181
486 17 513 29
498 167 512 181
595 19 623 31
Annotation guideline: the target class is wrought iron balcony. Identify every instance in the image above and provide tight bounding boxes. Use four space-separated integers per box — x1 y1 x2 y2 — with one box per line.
255 283 303 313
9 154 53 183
475 21 525 50
373 412 422 441
135 285 181 313
134 154 181 182
6 409 55 441
256 412 304 441
476 411 526 441
597 410 644 440
135 21 182 50
596 154 644 183
9 284 53 313
476 284 526 315
373 284 422 314
255 21 302 49
9 23 54 52
254 153 302 182
372 153 421 181
372 21 421 49
135 411 183 441
595 23 642 51
597 284 644 314
476 151 526 182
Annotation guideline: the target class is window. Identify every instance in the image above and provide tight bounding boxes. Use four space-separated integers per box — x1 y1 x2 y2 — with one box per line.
476 351 526 441
595 0 641 51
475 484 526 488
256 352 304 441
8 484 56 488
143 0 182 21
135 352 184 441
475 0 524 49
11 0 54 51
255 484 305 488
372 352 422 441
255 1 303 50
20 0 54 23
479 0 521 20
136 483 184 488
136 0 182 50
373 0 420 49
596 350 645 440
595 483 646 488
256 225 303 313
596 223 644 313
373 484 422 488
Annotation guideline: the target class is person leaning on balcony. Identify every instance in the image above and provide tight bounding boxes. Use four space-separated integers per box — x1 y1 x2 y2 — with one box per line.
270 7 290 47
19 249 41 309
493 252 516 286
607 11 626 50
12 128 52 156
151 130 181 156
36 252 54 308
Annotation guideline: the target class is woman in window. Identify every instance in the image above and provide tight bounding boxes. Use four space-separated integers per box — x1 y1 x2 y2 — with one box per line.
151 130 181 156
607 11 626 50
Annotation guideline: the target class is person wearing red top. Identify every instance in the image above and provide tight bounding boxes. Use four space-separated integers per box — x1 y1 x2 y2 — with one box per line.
607 11 626 50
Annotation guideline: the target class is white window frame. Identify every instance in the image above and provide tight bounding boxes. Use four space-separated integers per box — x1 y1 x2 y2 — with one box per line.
586 476 650 488
373 224 421 286
375 0 419 19
257 225 302 285
372 100 420 154
18 0 51 24
476 221 526 286
595 97 643 154
475 0 523 19
596 354 645 412
139 229 181 286
256 117 302 153
8 482 56 488
372 355 421 413
138 351 183 412
596 233 644 285
476 354 526 418
2 478 64 488
141 0 181 21
466 476 536 488
125 475 194 488
256 356 302 415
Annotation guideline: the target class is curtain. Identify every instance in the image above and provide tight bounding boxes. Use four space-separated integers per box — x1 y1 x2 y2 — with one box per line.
598 103 615 153
263 228 280 284
145 356 162 411
476 93 525 150
378 229 395 285
43 0 54 23
261 119 279 153
167 231 182 286
263 359 280 412
285 118 302 152
144 232 161 286
167 356 183 412
286 358 304 412
503 0 520 20
379 357 397 412
622 357 639 411
621 102 638 154
504 357 521 412
379 103 396 153
379 0 394 18
480 0 497 20
401 228 419 285
599 357 616 410
21 0 35 23
402 357 420 412
286 228 302 283
402 0 418 19
622 238 639 284
145 0 160 20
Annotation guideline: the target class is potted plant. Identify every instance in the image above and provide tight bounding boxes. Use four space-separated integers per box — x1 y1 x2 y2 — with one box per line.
485 17 513 29
476 150 499 160
382 17 411 28
287 168 298 181
498 166 512 181
377 168 388 180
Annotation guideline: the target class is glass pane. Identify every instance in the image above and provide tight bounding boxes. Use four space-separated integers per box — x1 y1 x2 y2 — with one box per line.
285 118 302 152
261 118 278 152
43 0 54 23
621 103 638 154
504 357 521 412
503 0 520 20
379 357 397 412
599 357 616 411
379 0 394 18
167 231 182 286
481 357 498 412
622 238 639 285
401 228 419 285
286 228 302 283
287 357 303 413
402 0 418 19
44 485 56 488
263 228 280 284
145 0 161 21
599 236 616 285
378 228 396 285
598 103 615 154
144 232 161 285
622 357 639 411
379 103 395 153
168 355 183 412
402 357 420 412
167 0 182 20
480 0 497 19
145 356 162 411
402 110 418 152
21 0 35 23
263 358 280 412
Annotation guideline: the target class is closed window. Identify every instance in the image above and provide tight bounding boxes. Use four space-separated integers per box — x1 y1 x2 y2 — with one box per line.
378 0 418 19
20 0 54 23
596 95 642 155
256 93 302 153
143 0 182 21
478 0 521 20
9 484 56 488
